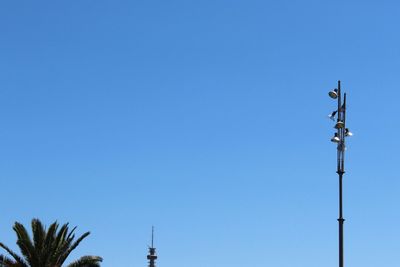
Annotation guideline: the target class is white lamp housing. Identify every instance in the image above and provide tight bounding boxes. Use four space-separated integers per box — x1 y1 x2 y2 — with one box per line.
345 128 353 137
331 133 340 143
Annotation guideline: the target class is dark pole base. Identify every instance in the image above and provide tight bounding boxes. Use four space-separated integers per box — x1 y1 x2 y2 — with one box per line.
338 218 345 267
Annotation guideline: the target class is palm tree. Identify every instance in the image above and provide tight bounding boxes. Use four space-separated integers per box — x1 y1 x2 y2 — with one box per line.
0 219 102 267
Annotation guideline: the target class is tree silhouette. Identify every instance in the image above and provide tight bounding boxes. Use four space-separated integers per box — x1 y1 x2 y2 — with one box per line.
0 219 102 267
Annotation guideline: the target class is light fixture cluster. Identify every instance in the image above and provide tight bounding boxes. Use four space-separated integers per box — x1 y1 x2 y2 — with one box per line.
328 87 353 144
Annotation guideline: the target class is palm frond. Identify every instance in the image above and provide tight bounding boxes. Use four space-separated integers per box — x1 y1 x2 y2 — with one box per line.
31 219 45 254
56 231 90 265
51 223 73 264
0 244 27 267
44 221 59 248
41 221 59 264
65 255 103 267
0 254 18 266
13 222 38 266
31 219 46 265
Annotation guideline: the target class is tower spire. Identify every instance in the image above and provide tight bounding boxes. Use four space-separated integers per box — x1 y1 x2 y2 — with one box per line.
147 226 157 267
151 226 154 248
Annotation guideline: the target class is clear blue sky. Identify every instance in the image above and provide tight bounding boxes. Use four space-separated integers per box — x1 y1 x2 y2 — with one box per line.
1 1 400 266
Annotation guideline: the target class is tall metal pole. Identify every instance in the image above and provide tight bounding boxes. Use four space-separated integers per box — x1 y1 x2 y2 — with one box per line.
337 80 345 267
329 81 350 267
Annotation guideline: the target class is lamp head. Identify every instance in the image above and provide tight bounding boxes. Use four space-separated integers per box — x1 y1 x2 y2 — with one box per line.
334 120 345 129
345 128 353 137
329 89 338 99
331 133 340 143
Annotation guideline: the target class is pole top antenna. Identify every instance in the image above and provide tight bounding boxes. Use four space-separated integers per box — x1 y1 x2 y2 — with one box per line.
151 226 154 248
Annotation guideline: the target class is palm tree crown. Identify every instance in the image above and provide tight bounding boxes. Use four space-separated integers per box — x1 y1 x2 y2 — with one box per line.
0 219 102 267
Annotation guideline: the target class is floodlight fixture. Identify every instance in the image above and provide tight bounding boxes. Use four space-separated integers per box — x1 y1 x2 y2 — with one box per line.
345 128 353 137
331 133 340 143
329 88 338 99
335 120 345 129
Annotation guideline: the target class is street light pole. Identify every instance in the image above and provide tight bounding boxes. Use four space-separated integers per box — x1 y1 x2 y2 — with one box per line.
328 80 352 267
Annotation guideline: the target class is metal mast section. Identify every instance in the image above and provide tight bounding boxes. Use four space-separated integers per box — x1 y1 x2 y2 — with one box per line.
147 227 158 267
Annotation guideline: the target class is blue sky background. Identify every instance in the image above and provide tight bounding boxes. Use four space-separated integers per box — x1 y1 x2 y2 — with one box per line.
1 1 400 266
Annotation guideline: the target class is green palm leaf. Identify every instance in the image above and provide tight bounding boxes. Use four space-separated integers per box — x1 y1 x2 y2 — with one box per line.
66 256 103 267
0 254 22 266
13 222 38 266
0 243 27 267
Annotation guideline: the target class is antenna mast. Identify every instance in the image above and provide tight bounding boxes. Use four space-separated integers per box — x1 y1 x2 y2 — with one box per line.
147 226 157 267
